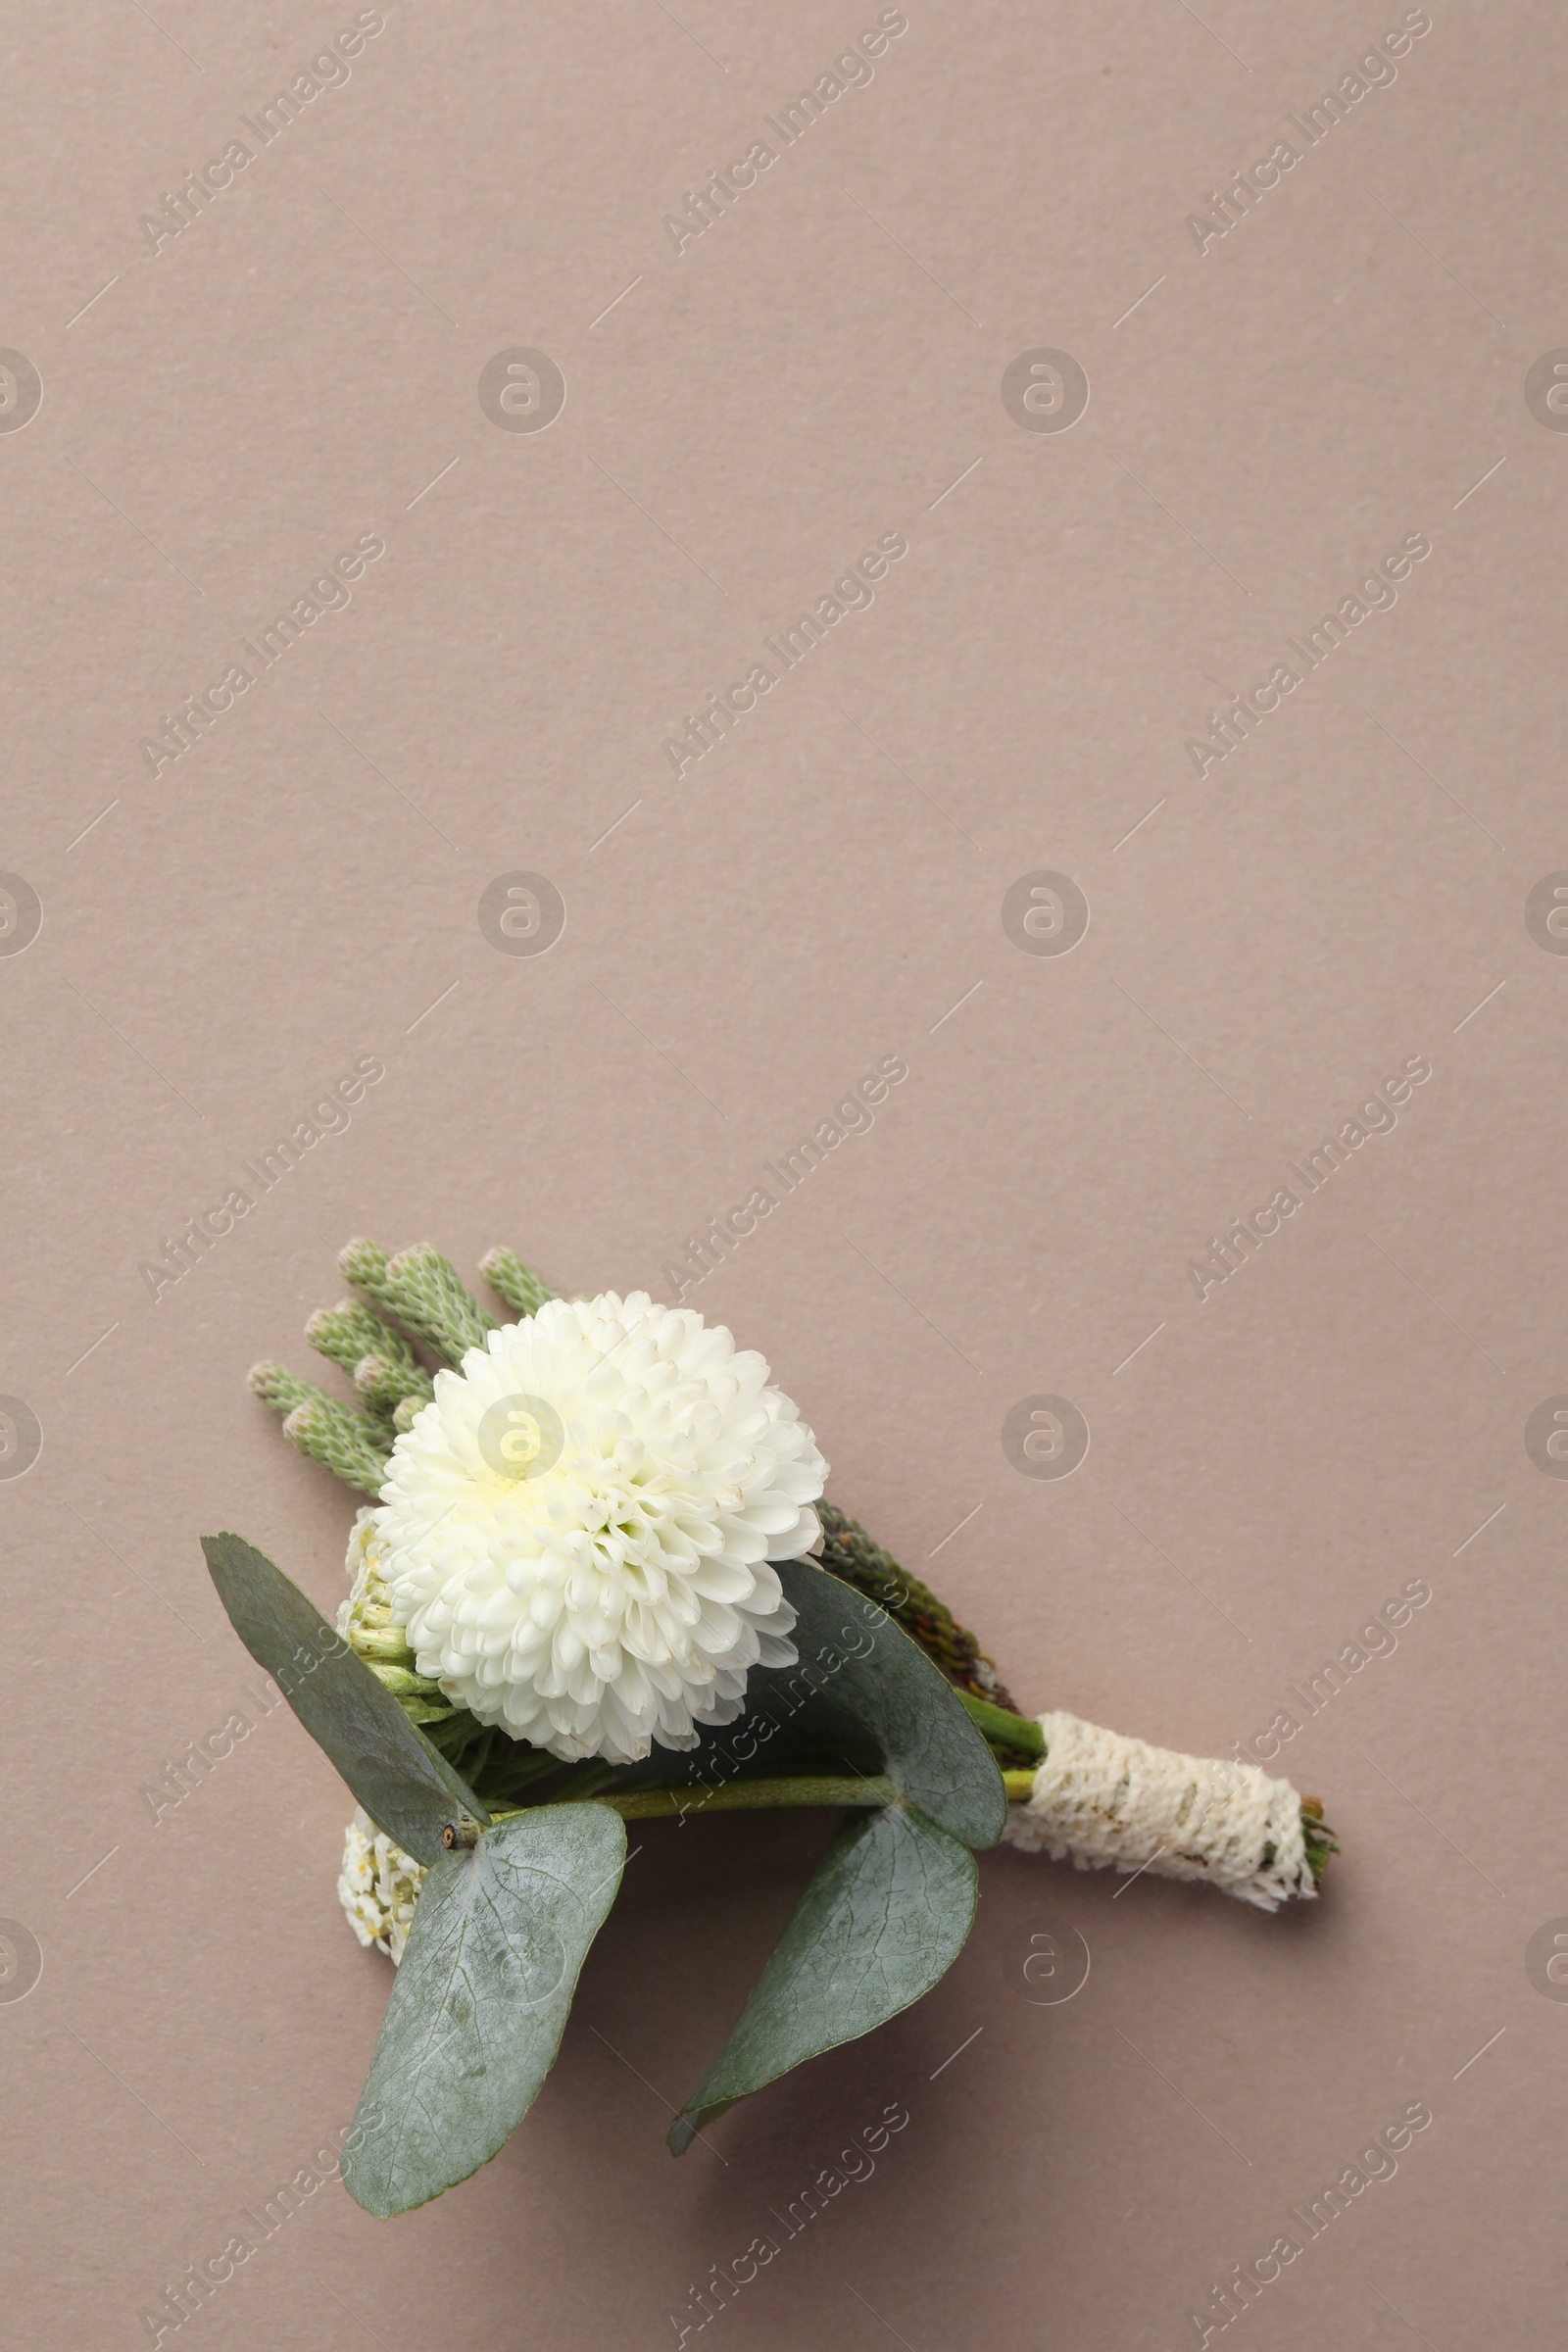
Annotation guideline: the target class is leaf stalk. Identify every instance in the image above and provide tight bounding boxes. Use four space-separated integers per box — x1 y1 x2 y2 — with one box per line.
489 1774 897 1824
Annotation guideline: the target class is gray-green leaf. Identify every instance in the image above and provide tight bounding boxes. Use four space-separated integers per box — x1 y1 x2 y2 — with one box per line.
776 1559 1005 1845
201 1531 487 1868
612 1559 1005 1849
343 1804 627 2216
669 1802 975 2154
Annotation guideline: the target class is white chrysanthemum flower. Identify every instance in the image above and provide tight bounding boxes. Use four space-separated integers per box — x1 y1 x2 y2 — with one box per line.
337 1808 426 1963
371 1292 827 1765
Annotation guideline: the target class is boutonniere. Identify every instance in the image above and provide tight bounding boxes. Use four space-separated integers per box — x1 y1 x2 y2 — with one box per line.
207 1239 1334 2217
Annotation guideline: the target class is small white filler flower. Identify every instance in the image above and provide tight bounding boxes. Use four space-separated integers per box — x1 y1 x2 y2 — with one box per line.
371 1292 827 1765
337 1808 426 1963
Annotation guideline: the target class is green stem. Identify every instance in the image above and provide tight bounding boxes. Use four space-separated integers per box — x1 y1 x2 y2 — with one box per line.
489 1774 895 1824
959 1691 1046 1763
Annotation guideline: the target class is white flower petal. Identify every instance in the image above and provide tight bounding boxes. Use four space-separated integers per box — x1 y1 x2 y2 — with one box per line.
370 1294 826 1763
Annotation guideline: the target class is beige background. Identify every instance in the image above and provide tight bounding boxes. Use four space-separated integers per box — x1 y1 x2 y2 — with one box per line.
4 1 1566 2344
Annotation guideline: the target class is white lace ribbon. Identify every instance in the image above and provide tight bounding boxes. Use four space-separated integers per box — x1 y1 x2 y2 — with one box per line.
1001 1710 1313 1911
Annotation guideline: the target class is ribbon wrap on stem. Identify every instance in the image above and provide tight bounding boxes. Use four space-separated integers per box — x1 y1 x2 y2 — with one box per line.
1001 1708 1314 1911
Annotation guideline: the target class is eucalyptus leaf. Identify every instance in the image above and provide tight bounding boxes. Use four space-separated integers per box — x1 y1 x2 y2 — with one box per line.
610 1558 1006 1850
202 1531 487 1868
343 1804 627 2217
669 1802 975 2154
